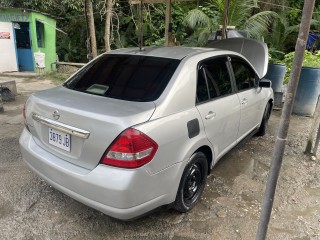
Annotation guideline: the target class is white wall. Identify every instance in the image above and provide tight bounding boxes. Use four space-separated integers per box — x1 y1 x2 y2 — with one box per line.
0 22 18 72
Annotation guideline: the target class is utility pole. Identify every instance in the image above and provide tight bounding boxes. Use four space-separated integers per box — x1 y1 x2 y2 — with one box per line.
85 0 98 58
256 1 315 239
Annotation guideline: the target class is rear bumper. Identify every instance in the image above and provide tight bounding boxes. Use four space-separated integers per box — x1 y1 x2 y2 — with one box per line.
19 128 180 220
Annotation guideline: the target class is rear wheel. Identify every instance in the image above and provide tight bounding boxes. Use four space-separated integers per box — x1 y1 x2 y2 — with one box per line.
257 103 271 136
173 152 208 212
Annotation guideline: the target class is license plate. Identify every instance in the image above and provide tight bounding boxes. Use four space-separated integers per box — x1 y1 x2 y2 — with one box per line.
48 128 71 152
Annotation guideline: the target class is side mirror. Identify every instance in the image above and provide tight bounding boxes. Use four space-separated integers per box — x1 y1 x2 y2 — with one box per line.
259 79 272 88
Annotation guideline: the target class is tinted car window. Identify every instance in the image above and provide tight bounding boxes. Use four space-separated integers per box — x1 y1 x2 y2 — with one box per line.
196 57 232 104
196 68 210 103
64 54 180 102
203 58 233 98
231 59 257 91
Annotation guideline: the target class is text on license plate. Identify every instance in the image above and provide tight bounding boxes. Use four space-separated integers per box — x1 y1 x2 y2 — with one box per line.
49 128 71 152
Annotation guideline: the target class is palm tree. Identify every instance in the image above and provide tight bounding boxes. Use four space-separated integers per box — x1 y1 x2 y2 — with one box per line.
265 9 300 60
184 0 277 46
183 7 218 46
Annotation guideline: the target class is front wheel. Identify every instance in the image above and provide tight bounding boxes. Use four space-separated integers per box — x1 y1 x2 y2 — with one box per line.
257 103 271 136
173 152 208 213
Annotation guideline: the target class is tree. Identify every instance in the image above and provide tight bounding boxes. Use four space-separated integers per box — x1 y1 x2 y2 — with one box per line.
184 6 219 46
104 0 114 52
85 0 98 58
265 10 300 60
184 0 277 46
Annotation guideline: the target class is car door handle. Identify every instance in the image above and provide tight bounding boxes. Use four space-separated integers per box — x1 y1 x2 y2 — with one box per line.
241 98 248 105
205 111 216 120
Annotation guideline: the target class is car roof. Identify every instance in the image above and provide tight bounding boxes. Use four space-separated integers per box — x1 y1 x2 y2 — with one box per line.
108 46 221 60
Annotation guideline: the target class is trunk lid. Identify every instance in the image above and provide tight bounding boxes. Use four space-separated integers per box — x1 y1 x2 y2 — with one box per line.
25 86 155 170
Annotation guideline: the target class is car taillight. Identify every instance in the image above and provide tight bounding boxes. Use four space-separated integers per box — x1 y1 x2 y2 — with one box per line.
101 128 158 168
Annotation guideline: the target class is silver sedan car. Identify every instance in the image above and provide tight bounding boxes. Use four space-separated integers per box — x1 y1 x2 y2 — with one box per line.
20 39 273 220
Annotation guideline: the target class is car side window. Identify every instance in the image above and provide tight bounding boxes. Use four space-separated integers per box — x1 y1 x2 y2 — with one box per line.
196 57 232 104
196 68 210 103
231 59 257 91
204 58 233 98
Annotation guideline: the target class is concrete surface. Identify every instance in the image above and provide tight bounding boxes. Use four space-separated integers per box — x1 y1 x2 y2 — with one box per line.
0 76 319 239
0 72 38 78
0 79 17 96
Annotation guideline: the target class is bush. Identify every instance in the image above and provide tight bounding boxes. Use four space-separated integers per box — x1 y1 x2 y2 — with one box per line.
269 49 285 65
283 50 320 83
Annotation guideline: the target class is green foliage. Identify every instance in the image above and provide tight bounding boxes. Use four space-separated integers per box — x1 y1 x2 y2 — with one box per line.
312 5 320 32
103 2 195 50
264 1 320 65
212 0 277 39
183 0 277 46
5 0 315 64
45 71 72 85
269 49 285 64
244 10 278 40
24 0 84 13
0 0 14 7
286 0 303 25
140 3 195 46
183 7 218 46
283 50 320 83
264 9 299 64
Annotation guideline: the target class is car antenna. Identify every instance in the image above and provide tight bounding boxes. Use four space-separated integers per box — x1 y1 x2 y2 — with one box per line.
138 0 144 51
130 38 139 47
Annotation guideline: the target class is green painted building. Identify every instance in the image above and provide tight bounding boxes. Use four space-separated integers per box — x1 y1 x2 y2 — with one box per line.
0 8 56 72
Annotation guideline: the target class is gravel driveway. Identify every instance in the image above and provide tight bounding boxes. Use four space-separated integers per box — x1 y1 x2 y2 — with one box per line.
0 76 319 239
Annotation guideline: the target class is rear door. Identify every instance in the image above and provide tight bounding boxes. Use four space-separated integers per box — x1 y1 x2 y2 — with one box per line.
229 56 265 140
196 57 241 160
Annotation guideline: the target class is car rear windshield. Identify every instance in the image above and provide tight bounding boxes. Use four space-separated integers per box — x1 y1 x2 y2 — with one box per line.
63 54 180 102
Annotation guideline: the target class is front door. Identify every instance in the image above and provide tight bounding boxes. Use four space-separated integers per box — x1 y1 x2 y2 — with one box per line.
14 22 34 71
0 22 18 72
230 57 264 140
196 57 240 160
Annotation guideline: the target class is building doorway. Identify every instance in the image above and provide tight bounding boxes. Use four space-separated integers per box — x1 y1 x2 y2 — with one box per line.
14 22 34 71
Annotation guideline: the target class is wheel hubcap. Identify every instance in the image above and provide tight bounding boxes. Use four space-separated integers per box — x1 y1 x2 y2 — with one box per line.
183 163 202 204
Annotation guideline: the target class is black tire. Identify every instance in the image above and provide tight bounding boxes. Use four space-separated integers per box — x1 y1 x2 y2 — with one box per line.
173 152 208 213
257 103 271 136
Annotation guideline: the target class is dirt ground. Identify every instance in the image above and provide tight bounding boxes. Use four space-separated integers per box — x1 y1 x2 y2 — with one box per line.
0 76 319 240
